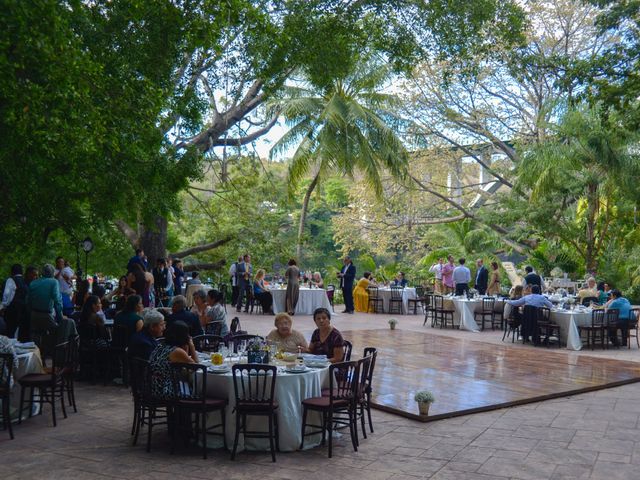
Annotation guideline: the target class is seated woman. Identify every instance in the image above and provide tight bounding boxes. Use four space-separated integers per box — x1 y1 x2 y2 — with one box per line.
311 272 324 289
148 321 198 399
106 275 135 311
79 295 110 349
578 277 599 304
307 307 344 363
597 281 609 305
190 289 210 327
509 285 524 300
205 289 229 336
253 269 274 314
266 313 308 353
114 294 144 338
353 272 374 313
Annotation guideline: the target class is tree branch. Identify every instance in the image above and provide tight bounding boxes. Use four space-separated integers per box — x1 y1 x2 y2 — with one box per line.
182 260 226 272
114 220 139 247
170 236 233 259
212 114 279 146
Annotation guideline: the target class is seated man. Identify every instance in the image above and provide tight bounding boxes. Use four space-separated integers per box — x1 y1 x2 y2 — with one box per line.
128 309 165 360
506 285 553 309
168 295 203 337
605 289 635 347
392 272 408 288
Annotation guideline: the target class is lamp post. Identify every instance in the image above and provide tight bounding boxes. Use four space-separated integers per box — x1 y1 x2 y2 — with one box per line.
81 237 94 278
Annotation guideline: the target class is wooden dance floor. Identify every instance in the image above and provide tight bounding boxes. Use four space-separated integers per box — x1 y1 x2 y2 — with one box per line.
343 329 640 422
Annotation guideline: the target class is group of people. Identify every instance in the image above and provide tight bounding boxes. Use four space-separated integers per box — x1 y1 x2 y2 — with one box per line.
429 256 501 296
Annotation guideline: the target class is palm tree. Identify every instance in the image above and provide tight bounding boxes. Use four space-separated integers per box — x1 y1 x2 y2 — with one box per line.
269 56 409 260
517 106 640 272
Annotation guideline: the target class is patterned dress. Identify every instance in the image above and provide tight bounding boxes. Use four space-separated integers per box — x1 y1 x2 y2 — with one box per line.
149 344 176 399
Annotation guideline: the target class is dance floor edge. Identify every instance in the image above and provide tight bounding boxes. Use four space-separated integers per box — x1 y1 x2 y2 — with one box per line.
342 329 640 423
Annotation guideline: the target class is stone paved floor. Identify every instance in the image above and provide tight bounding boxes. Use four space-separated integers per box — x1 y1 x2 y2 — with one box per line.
3 306 640 479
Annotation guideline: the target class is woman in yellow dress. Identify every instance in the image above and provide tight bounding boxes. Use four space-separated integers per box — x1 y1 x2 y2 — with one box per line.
353 272 374 312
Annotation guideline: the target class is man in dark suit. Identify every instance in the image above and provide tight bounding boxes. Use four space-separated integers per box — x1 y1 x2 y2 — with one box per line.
337 256 356 314
235 254 252 312
475 259 488 295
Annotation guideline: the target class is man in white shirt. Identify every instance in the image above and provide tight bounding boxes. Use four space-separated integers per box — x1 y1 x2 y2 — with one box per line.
55 256 75 315
429 258 444 294
452 258 471 296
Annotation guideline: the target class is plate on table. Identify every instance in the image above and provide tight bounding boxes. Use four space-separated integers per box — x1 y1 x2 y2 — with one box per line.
285 365 310 373
207 365 230 374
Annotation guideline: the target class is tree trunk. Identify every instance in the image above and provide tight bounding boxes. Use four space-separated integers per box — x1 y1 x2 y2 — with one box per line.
139 215 168 268
296 172 320 260
584 183 599 273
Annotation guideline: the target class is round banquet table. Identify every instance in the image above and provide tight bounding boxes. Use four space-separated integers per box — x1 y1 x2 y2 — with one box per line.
270 287 333 315
441 296 506 332
203 361 330 452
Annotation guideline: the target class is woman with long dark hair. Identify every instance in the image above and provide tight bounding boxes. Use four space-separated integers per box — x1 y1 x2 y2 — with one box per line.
128 263 150 307
79 295 110 349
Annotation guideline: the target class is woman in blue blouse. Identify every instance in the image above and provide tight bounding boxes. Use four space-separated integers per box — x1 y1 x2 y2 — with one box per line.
253 269 274 314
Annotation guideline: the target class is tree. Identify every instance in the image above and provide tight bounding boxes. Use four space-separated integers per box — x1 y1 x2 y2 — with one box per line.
270 56 411 260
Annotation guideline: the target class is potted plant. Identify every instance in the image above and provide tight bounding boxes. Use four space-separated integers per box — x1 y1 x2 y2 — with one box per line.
414 390 435 415
388 318 398 330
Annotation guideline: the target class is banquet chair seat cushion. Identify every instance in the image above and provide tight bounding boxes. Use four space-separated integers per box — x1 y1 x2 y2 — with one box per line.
18 373 59 385
236 400 279 412
302 396 349 408
178 397 227 408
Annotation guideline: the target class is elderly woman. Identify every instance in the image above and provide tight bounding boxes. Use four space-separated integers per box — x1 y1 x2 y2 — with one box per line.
190 289 209 327
307 307 344 363
578 277 599 304
266 313 308 353
253 269 274 314
205 290 229 336
149 321 198 399
311 272 324 289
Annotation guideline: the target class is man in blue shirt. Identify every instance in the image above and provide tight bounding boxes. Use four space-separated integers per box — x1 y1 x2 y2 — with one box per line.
507 285 553 309
606 289 636 347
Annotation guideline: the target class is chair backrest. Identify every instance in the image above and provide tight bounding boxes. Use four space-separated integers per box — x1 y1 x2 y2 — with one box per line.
366 286 379 298
481 297 495 312
130 357 151 401
205 321 223 336
362 347 377 395
111 324 131 350
342 340 353 361
49 341 70 380
232 364 277 407
582 296 598 306
631 308 640 323
170 362 207 403
218 283 228 305
414 286 425 298
357 354 373 401
591 308 606 327
230 317 241 334
0 352 14 391
606 308 619 326
193 334 224 352
231 334 263 353
434 295 444 310
328 360 360 407
538 306 551 323
390 286 403 300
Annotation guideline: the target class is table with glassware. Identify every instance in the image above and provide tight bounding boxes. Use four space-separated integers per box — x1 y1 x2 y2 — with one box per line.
270 286 333 315
442 296 506 332
549 307 593 350
198 350 331 452
376 287 417 314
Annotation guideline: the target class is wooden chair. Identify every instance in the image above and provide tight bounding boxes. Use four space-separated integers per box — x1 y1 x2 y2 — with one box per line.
628 308 640 349
218 283 228 312
110 324 131 386
366 286 383 313
474 297 496 331
578 309 606 350
326 284 335 307
230 316 241 334
389 286 404 314
502 305 520 343
230 334 263 353
61 335 80 413
18 341 69 427
408 286 425 314
231 364 279 462
581 296 599 306
423 293 436 326
193 334 224 352
77 323 111 385
360 348 377 436
342 340 353 361
204 321 223 336
0 353 14 439
537 307 561 348
605 308 621 348
301 360 360 458
169 363 227 459
434 295 455 329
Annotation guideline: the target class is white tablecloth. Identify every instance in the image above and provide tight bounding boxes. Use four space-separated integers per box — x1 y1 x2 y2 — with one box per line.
445 297 505 332
204 365 330 452
550 309 592 350
270 287 333 315
376 288 416 314
11 349 44 420
185 284 213 307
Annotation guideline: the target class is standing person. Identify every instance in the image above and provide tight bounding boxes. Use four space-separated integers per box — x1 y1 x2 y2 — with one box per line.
229 256 242 307
172 259 185 296
442 255 456 294
1 264 28 338
127 248 146 273
166 257 175 298
128 263 151 307
487 261 501 296
27 264 77 343
235 254 252 313
474 259 488 295
337 256 356 314
54 256 75 316
522 266 544 290
152 258 170 307
429 258 445 294
25 266 39 285
453 258 471 296
285 259 300 315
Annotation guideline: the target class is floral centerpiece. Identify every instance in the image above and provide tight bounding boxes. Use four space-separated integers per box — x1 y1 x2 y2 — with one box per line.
247 338 270 364
388 318 398 330
414 390 435 415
